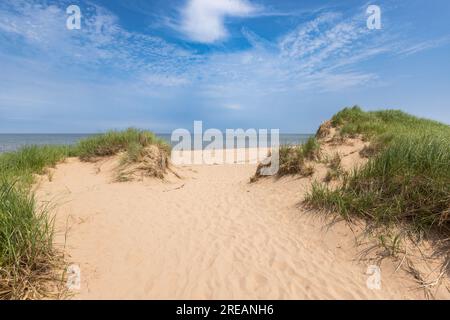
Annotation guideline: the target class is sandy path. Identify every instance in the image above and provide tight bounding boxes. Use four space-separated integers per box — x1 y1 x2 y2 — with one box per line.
35 156 439 299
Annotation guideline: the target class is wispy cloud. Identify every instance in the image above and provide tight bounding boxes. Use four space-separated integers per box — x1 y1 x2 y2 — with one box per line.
1 0 446 96
175 0 260 43
0 0 449 132
397 36 450 57
192 11 392 97
0 0 193 75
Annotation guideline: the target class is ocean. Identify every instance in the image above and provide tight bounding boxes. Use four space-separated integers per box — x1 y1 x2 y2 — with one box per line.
0 133 313 154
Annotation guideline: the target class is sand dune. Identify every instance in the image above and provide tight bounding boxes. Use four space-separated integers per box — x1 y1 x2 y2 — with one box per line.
35 150 448 299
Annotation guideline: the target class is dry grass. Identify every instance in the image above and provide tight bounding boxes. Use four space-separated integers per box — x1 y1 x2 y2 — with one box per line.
116 144 170 181
252 137 319 181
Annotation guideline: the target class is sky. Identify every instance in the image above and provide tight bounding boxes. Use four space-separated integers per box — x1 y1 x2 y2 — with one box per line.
0 0 449 133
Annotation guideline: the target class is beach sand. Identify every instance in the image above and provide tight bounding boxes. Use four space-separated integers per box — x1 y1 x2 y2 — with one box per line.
35 148 449 299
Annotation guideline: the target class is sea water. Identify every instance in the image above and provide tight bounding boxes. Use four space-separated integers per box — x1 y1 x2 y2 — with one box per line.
0 133 313 153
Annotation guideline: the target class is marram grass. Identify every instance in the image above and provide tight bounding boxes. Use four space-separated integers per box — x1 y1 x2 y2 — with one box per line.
277 137 320 176
0 178 61 299
0 128 167 299
252 136 319 180
306 106 450 236
76 128 169 161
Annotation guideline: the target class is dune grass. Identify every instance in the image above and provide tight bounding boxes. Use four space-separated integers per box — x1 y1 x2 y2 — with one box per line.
0 145 74 298
252 136 319 180
306 106 450 236
76 128 169 161
0 128 167 299
324 153 343 183
0 178 60 299
0 145 76 186
277 137 320 176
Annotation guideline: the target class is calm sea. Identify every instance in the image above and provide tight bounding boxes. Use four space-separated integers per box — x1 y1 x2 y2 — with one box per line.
0 133 313 154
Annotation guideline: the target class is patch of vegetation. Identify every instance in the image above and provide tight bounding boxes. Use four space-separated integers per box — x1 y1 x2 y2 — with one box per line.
277 146 304 175
253 137 319 180
324 153 343 183
277 137 320 176
0 179 63 299
0 144 82 298
306 106 450 236
0 128 168 299
0 145 76 185
116 144 170 181
359 143 381 158
76 128 169 161
302 136 321 160
0 145 73 298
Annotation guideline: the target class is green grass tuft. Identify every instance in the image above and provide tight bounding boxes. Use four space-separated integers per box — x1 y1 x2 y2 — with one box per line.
76 128 169 161
306 106 450 236
0 178 59 299
278 137 319 176
0 145 76 185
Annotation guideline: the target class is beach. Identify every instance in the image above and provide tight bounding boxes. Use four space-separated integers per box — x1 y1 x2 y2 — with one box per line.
2 0 449 305
34 148 449 299
2 110 448 300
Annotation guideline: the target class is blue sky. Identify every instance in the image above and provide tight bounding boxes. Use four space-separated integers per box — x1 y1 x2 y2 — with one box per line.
0 0 449 133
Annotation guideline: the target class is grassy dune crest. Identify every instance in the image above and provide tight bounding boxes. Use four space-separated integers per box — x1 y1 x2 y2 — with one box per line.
76 128 169 161
0 128 167 299
306 106 450 236
0 145 76 185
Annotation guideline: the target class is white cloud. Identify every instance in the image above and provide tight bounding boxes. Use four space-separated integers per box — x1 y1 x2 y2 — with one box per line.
177 0 259 43
1 0 444 98
1 0 449 131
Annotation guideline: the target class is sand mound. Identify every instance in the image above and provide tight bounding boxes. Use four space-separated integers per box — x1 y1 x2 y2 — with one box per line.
116 145 170 181
252 122 367 183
